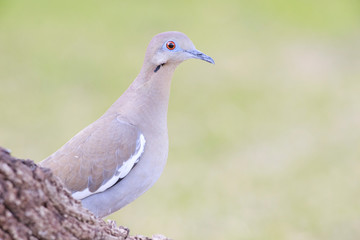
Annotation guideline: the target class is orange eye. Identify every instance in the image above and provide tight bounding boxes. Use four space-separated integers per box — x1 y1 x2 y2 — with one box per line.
166 41 176 50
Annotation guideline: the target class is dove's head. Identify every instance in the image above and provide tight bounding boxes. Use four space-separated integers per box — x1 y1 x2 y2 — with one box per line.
143 31 214 73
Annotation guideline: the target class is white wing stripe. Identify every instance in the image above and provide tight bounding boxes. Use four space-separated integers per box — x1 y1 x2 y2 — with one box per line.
72 134 146 200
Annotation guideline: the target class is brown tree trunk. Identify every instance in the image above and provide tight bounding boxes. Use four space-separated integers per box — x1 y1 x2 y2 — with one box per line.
0 147 169 240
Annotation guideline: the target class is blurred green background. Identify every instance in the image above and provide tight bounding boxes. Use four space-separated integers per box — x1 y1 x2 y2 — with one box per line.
1 0 360 239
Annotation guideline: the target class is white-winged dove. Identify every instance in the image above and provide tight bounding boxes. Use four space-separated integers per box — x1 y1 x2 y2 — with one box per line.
39 31 214 218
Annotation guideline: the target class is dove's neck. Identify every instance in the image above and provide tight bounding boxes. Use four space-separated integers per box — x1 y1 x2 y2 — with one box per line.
108 62 178 130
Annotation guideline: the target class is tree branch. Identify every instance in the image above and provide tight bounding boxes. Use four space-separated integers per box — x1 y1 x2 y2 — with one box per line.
0 147 169 240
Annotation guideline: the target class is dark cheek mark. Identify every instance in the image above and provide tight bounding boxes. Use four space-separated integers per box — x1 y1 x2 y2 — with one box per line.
154 63 165 73
154 65 161 73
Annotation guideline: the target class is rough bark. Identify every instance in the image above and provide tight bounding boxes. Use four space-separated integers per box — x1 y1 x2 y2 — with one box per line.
0 147 169 240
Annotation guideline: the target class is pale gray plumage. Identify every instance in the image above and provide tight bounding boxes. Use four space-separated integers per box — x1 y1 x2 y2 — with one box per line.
39 31 214 218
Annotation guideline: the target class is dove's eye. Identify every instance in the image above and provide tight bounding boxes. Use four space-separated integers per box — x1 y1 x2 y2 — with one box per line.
166 41 176 50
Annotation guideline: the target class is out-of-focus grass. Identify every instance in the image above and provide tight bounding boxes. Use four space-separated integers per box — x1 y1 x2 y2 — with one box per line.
1 1 360 239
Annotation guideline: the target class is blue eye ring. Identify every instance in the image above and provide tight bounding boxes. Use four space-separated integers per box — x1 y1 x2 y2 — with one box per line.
166 41 176 50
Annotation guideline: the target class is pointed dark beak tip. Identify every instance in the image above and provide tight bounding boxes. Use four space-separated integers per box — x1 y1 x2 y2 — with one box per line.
207 57 215 65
